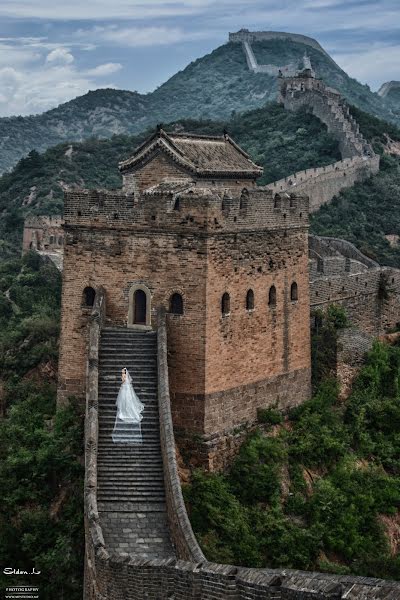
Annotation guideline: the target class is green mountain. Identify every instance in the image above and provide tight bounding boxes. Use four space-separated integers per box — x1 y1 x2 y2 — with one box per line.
0 35 399 174
0 103 341 258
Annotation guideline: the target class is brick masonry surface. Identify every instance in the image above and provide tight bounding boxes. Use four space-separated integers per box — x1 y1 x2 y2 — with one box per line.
59 130 400 599
84 294 400 599
58 182 312 455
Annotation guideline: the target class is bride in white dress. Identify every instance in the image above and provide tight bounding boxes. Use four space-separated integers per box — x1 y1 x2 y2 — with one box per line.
112 368 144 443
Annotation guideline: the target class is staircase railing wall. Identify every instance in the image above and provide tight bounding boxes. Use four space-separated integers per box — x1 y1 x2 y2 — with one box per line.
157 307 206 563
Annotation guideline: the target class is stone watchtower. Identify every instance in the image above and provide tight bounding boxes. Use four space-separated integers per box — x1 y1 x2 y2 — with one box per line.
57 129 311 467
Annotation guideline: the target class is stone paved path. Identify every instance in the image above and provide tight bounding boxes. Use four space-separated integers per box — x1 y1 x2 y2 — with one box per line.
97 327 175 559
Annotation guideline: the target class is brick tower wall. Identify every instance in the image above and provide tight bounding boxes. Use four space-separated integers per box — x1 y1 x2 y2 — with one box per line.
58 187 311 466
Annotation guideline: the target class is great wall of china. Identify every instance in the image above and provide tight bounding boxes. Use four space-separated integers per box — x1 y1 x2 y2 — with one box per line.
230 30 380 212
378 80 400 98
20 31 400 599
84 296 400 599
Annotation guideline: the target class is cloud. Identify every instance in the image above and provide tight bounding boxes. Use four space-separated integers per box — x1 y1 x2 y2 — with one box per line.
334 43 400 90
0 42 40 67
77 25 211 47
46 47 74 64
0 0 208 20
86 62 122 76
0 0 398 114
0 53 123 116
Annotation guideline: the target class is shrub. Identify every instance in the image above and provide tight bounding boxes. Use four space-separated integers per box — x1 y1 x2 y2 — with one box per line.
257 407 283 426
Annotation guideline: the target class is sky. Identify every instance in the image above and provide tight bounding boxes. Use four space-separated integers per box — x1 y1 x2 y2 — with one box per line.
0 0 399 117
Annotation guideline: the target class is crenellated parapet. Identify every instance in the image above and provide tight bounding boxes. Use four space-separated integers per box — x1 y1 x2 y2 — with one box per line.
266 154 379 213
309 235 400 337
63 186 309 234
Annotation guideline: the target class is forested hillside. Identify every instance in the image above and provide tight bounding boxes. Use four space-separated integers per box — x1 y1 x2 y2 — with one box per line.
0 103 340 258
0 36 398 174
184 312 400 580
0 252 83 599
310 107 400 266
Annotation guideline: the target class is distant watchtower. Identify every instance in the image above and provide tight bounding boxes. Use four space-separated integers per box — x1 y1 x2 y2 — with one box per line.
57 129 311 468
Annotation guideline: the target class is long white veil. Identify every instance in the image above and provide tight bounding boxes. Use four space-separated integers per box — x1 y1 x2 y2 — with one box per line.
112 368 144 443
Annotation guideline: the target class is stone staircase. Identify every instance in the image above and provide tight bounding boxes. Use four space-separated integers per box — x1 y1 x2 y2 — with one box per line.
96 327 175 559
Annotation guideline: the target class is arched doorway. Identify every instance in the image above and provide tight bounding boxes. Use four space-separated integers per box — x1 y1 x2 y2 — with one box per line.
134 289 147 324
128 284 152 329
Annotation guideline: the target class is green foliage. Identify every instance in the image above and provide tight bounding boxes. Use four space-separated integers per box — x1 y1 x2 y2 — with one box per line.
349 105 400 153
311 144 400 268
0 386 84 598
185 341 400 579
325 304 348 330
345 342 400 474
311 305 347 388
0 254 61 379
183 471 261 566
229 432 286 504
257 406 284 425
289 379 349 468
0 255 84 598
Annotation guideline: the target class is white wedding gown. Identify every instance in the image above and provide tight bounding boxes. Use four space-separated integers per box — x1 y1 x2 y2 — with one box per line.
112 369 144 444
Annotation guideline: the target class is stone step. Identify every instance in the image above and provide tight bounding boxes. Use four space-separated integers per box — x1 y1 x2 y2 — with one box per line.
99 380 157 387
98 476 164 483
98 375 156 382
98 482 164 490
98 435 160 442
99 423 159 429
99 425 160 431
97 463 164 470
101 338 156 345
97 492 165 500
98 467 164 474
99 391 157 398
97 492 166 500
98 502 167 513
99 415 159 421
102 327 156 333
99 355 156 361
98 450 161 454
100 341 157 346
99 361 157 367
97 461 164 468
99 389 157 395
99 407 158 413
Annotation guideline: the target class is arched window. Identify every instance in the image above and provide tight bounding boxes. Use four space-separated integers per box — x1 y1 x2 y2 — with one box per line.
239 188 249 210
290 282 298 302
246 289 254 311
128 284 151 327
83 286 96 307
289 195 296 208
58 236 63 246
274 194 281 209
169 293 183 315
268 285 277 307
221 292 230 316
134 290 147 323
173 197 180 211
49 235 54 244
